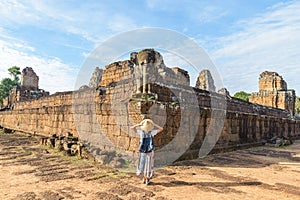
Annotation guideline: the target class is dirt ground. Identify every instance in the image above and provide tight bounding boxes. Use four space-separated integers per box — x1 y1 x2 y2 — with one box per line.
0 131 300 200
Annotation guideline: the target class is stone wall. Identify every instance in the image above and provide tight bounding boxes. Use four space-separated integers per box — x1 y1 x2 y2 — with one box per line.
0 91 76 135
99 61 134 87
0 84 299 160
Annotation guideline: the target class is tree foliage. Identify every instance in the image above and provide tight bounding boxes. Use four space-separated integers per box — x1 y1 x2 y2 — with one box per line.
233 91 251 101
8 66 21 84
0 66 21 105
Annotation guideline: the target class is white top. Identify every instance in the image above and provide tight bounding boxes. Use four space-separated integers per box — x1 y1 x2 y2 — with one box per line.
137 129 158 138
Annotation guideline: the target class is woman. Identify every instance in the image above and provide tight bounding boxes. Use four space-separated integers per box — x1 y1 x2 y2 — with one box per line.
131 119 163 185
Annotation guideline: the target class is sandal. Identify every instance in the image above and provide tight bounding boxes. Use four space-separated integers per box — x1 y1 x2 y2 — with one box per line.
145 178 150 185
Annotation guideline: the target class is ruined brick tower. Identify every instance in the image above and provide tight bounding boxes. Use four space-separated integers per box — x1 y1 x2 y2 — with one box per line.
249 71 296 116
195 69 216 92
3 67 49 107
21 67 39 90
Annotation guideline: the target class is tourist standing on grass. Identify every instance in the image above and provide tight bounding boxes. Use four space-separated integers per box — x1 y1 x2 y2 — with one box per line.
131 119 163 185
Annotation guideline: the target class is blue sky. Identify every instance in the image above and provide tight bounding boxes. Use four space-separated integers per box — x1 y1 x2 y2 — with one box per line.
0 0 300 95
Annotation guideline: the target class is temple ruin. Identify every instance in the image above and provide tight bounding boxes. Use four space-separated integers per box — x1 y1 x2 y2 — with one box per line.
2 67 49 108
0 49 299 166
249 71 296 116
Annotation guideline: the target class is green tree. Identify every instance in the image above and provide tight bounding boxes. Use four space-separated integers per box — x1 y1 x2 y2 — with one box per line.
234 91 251 101
8 66 21 85
0 67 21 105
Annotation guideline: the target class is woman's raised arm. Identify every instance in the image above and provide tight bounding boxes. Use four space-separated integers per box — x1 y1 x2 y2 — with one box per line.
153 122 163 132
130 122 143 131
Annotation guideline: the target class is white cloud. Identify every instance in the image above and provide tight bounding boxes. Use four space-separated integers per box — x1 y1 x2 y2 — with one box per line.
0 0 137 45
211 1 300 95
0 0 47 28
0 38 78 94
108 14 138 32
191 5 228 23
146 0 227 23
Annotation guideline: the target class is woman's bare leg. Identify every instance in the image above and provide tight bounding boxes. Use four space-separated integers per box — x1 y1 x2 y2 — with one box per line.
143 174 147 183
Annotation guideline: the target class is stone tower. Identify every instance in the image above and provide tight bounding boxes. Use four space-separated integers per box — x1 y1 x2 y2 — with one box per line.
3 67 49 107
249 71 295 116
98 49 190 94
21 67 39 90
89 67 103 88
258 71 287 92
195 69 216 92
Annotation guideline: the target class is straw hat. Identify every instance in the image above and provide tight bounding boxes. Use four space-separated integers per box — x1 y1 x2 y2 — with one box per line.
140 119 154 132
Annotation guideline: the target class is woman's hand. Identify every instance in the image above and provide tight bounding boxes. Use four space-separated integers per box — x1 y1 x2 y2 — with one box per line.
153 122 163 132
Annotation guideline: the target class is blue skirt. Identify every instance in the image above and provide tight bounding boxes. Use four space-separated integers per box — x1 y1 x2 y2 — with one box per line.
136 151 154 178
